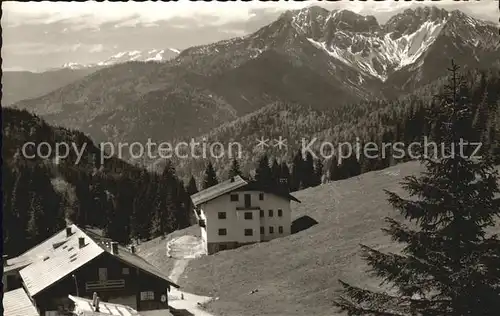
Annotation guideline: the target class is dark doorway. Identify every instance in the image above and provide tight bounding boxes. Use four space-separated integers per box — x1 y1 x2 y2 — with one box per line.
244 194 251 208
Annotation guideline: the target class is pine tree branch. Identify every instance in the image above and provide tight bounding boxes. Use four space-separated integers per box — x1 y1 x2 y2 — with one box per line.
335 280 451 315
334 296 408 316
382 218 450 264
360 244 443 297
385 190 450 229
335 280 412 315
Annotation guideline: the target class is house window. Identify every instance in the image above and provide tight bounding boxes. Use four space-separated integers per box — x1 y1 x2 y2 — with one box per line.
279 226 284 234
122 268 130 275
259 193 264 200
269 226 274 234
218 229 227 236
218 212 226 219
268 209 273 217
278 209 283 217
260 210 264 218
98 268 108 281
140 291 155 301
244 212 253 220
220 244 227 250
260 227 265 235
230 194 239 201
244 229 253 236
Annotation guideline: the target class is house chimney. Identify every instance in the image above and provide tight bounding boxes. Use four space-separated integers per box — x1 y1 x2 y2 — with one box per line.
78 237 85 248
92 292 100 312
130 245 136 254
66 227 72 237
95 296 100 312
111 242 119 255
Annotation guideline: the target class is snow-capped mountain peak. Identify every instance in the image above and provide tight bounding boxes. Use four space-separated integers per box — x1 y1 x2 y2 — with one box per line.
61 48 180 70
61 62 96 70
283 6 496 81
171 6 497 87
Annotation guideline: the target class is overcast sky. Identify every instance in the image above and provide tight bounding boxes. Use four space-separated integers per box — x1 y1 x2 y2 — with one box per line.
2 1 498 71
3 1 498 25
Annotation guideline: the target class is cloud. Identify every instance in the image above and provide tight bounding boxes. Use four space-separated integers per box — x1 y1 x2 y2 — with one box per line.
3 0 497 31
1 1 308 28
2 0 497 72
89 44 105 53
317 0 498 22
4 42 106 56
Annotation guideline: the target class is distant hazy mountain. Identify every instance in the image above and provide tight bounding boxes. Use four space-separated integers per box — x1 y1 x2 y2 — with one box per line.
2 48 180 106
11 7 499 152
2 68 99 106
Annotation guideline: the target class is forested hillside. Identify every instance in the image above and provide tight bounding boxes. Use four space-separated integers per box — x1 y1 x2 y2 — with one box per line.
2 108 194 256
3 65 499 257
11 7 498 153
173 67 500 187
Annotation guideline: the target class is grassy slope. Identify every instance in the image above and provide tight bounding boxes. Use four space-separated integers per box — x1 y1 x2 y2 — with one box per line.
138 161 498 316
180 162 423 316
136 226 201 277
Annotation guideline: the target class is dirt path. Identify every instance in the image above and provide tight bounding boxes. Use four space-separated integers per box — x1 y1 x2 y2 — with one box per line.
167 236 216 316
169 259 189 284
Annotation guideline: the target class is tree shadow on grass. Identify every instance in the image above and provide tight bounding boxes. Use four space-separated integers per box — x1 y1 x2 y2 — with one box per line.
170 307 194 316
291 215 319 234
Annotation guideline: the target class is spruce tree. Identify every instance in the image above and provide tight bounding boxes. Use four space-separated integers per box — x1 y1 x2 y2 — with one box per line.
255 154 273 187
187 176 198 195
291 150 304 191
302 152 316 188
27 194 44 246
183 179 197 226
271 158 281 185
163 160 180 233
203 161 219 189
280 162 291 191
343 155 362 179
328 156 341 181
185 175 199 225
334 61 500 315
109 179 134 244
131 171 154 240
228 158 243 178
314 158 324 186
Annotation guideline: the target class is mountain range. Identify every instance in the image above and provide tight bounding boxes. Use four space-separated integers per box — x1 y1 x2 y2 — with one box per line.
7 6 500 161
2 48 180 106
60 48 180 70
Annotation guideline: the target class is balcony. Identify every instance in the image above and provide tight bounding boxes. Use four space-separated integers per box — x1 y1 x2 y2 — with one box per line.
85 279 125 291
236 206 260 211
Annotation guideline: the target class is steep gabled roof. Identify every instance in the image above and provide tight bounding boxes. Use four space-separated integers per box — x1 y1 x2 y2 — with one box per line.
3 288 40 316
191 175 248 206
190 176 301 206
19 225 179 297
234 181 301 203
5 224 80 272
19 227 105 296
